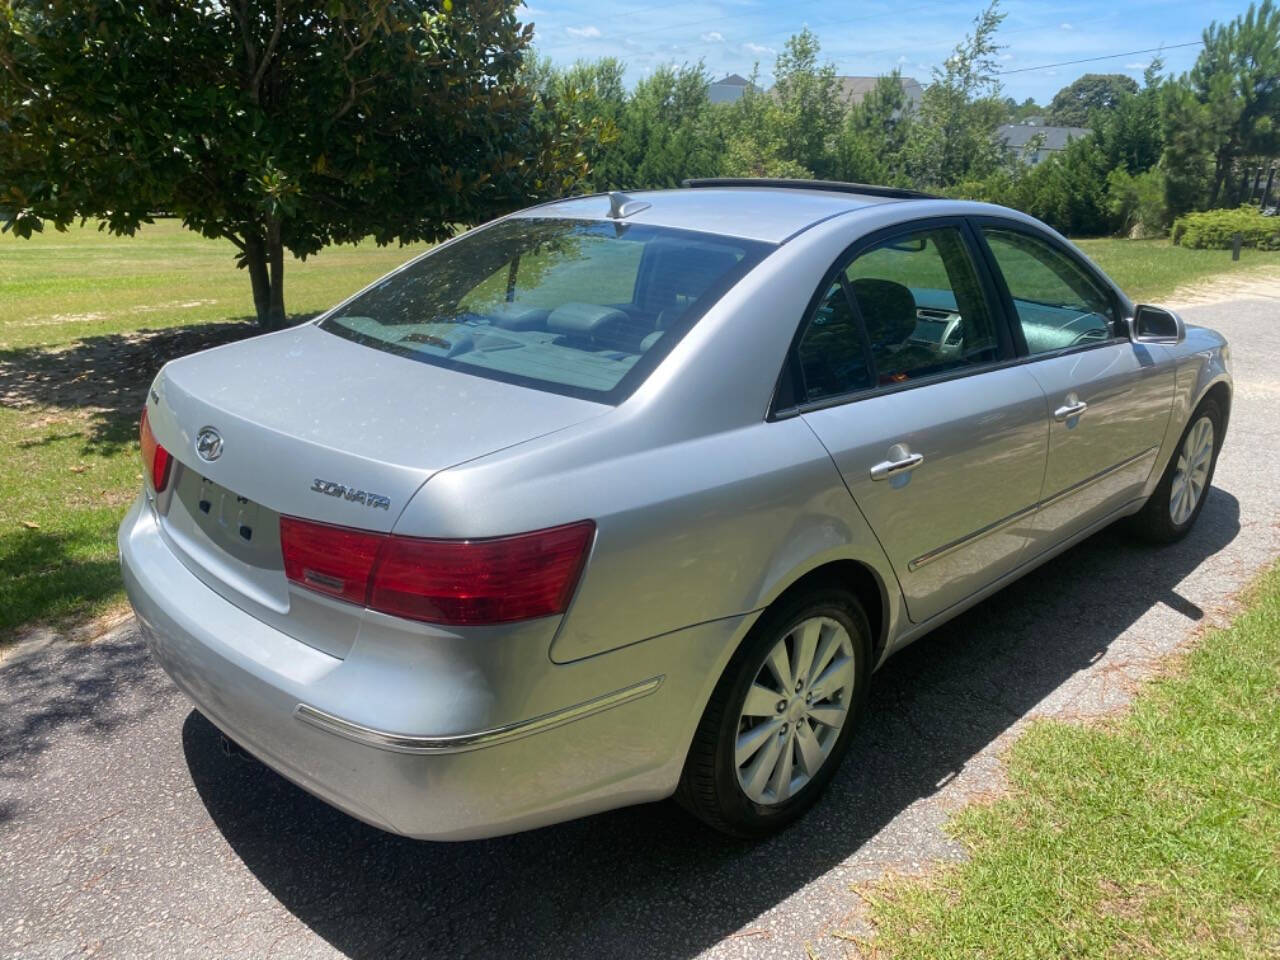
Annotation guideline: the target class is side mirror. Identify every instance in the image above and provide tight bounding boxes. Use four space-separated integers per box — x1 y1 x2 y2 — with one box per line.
1129 304 1185 345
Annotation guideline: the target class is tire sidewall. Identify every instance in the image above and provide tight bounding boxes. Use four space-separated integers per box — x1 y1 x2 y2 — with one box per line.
709 587 872 835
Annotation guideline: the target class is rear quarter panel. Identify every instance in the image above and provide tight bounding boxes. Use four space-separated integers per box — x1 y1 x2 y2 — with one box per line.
394 411 902 664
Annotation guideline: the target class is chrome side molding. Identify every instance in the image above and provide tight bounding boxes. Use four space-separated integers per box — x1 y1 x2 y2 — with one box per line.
294 675 665 755
908 445 1159 571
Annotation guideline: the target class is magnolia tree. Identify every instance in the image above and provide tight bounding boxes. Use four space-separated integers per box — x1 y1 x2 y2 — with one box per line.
0 1 590 327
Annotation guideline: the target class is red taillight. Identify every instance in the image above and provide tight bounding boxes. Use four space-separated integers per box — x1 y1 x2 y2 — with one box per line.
371 522 596 625
279 516 383 606
278 517 595 626
139 408 173 492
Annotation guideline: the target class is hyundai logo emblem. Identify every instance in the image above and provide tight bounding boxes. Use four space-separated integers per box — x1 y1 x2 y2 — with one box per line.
195 427 224 462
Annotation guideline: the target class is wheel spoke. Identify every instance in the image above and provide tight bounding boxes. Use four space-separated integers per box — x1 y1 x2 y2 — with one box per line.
768 730 796 801
809 627 841 688
810 655 853 702
743 728 783 796
765 641 792 694
794 722 823 775
741 683 781 718
736 718 781 766
791 619 822 687
807 704 847 729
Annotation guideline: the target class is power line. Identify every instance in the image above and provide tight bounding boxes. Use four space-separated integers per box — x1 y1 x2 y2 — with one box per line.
998 40 1203 75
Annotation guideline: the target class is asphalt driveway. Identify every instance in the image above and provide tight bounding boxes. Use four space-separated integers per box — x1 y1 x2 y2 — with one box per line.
3 294 1278 959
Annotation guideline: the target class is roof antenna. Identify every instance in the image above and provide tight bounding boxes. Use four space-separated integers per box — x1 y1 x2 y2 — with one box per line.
606 191 651 219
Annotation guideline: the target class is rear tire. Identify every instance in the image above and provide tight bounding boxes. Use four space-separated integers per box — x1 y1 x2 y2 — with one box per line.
675 583 872 838
1128 397 1223 544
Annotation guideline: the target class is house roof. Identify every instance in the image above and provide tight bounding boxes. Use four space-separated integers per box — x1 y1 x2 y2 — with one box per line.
711 74 752 87
997 124 1091 151
836 75 924 107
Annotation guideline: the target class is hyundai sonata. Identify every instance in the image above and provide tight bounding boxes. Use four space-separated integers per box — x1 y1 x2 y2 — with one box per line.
121 179 1231 839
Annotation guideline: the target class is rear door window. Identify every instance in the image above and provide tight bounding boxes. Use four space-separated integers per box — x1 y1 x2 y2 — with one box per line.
790 225 1002 404
844 226 1001 385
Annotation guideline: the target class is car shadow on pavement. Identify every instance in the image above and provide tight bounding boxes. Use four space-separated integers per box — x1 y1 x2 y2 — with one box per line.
184 489 1240 960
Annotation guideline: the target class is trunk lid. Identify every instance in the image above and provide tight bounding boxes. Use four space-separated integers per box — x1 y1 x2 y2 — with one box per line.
146 323 607 656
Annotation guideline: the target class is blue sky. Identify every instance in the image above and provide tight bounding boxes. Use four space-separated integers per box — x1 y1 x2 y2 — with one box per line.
521 0 1248 105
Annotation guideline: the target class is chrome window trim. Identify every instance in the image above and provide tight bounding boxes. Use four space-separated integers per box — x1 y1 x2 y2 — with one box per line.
294 675 664 755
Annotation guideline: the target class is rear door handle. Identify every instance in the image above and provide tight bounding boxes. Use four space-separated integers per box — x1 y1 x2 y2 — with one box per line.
870 451 924 481
1054 400 1088 422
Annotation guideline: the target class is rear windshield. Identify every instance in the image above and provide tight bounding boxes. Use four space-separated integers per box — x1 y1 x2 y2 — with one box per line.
320 218 772 403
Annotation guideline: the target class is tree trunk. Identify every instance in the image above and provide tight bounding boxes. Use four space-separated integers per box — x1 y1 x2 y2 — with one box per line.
265 217 286 329
243 235 272 327
1209 152 1231 209
242 229 286 330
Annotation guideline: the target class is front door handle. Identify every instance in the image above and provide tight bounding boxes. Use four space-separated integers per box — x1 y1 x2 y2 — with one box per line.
1054 399 1088 422
870 450 924 481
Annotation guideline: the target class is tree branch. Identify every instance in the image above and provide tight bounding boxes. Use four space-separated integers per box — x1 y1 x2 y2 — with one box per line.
229 0 258 100
251 0 286 96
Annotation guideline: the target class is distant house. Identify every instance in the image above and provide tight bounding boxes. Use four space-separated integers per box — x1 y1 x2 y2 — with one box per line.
997 123 1090 165
835 75 925 112
707 73 756 104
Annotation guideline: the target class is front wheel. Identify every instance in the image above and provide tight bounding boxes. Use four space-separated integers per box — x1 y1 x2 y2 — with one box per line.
675 584 872 837
1128 397 1223 543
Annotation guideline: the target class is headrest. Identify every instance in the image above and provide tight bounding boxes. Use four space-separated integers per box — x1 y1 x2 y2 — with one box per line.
486 302 549 331
547 302 628 339
851 278 917 346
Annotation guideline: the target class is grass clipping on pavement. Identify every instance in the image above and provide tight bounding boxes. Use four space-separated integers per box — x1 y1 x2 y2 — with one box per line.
863 564 1280 959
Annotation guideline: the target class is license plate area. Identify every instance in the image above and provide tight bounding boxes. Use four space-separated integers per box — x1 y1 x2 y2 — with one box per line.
176 471 282 570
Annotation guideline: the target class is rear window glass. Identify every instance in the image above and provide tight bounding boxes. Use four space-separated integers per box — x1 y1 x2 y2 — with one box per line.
320 218 771 403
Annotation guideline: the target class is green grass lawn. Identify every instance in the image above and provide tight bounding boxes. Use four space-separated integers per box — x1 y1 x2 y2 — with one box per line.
1074 237 1280 304
0 220 430 638
864 563 1280 959
1 221 1278 640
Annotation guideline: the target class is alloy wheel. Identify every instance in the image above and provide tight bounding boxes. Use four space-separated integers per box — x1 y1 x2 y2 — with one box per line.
1170 415 1214 525
734 616 856 805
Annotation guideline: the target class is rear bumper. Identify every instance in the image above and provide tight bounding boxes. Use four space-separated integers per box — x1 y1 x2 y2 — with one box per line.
119 495 747 839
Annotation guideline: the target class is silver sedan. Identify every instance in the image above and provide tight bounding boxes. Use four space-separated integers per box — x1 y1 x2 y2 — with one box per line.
120 180 1231 839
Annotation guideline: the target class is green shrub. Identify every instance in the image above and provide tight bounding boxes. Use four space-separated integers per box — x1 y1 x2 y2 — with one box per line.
1171 205 1280 249
1107 167 1170 237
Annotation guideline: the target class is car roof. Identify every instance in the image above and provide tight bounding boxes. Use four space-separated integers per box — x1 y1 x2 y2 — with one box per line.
516 185 924 244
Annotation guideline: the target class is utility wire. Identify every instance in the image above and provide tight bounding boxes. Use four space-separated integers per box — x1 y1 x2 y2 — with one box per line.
998 40 1203 74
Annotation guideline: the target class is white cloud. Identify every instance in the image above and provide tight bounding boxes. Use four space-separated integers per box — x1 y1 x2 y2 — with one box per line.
1124 60 1150 70
1059 22 1073 30
565 25 601 38
701 31 724 43
896 54 909 64
743 41 776 56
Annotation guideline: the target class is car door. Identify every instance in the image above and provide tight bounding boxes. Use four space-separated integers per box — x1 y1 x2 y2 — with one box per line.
790 220 1049 625
975 222 1175 547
